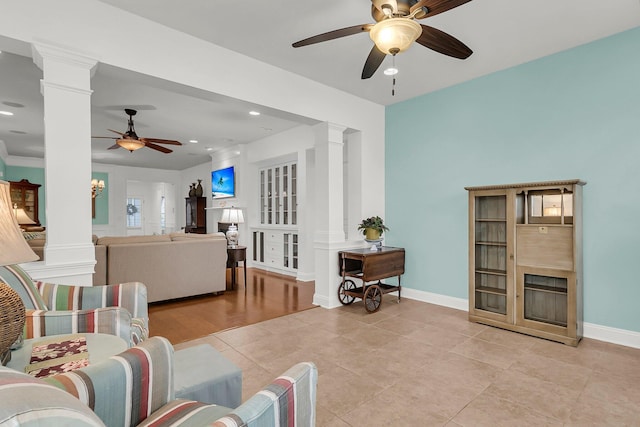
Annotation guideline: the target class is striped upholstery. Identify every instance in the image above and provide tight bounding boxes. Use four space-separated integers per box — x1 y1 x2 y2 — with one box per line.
45 336 174 427
36 281 149 344
140 362 318 427
25 307 133 344
0 366 106 426
0 265 47 310
0 264 149 346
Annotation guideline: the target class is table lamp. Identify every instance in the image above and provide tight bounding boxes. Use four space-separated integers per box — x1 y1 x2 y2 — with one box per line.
221 207 244 248
0 181 39 364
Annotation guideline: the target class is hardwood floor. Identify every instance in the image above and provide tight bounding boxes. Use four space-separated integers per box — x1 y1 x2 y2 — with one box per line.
148 267 316 344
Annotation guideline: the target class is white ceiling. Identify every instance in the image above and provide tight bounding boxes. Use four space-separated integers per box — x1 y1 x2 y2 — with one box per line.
1 0 639 170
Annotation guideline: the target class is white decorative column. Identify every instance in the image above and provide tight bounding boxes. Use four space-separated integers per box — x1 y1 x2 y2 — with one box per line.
312 122 348 308
30 43 97 284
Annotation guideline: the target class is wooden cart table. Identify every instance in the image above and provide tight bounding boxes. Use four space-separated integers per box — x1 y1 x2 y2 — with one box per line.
338 246 405 313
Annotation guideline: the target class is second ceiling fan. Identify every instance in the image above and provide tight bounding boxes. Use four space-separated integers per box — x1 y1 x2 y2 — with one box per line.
292 0 474 79
92 109 182 153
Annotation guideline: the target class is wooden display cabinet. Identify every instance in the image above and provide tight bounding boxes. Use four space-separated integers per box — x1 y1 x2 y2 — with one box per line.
185 196 206 234
465 180 584 346
9 179 41 226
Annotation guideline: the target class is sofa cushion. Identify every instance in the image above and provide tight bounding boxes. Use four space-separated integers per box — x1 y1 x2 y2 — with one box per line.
0 366 106 426
169 232 226 241
96 235 171 245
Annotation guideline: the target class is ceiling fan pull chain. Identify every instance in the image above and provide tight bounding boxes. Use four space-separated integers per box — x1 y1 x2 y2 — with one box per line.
392 54 396 96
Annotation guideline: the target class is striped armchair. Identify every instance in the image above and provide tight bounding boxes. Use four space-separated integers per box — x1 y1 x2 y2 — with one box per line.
0 264 148 347
0 337 318 427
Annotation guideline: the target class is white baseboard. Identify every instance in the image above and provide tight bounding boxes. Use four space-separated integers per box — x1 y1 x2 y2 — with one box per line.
583 322 640 349
388 288 640 349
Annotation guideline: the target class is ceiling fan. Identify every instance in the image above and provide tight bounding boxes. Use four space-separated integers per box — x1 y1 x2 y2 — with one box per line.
92 108 182 153
292 0 473 79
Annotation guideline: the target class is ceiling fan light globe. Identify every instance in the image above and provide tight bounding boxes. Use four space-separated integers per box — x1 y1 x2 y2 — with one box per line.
370 18 422 54
117 138 145 152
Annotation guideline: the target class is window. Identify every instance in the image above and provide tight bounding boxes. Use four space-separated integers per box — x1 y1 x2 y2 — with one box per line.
160 196 166 233
126 197 142 228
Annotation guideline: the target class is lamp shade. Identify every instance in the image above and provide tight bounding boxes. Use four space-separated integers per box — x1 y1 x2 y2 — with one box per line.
221 208 244 224
14 208 36 225
369 18 422 54
0 181 39 265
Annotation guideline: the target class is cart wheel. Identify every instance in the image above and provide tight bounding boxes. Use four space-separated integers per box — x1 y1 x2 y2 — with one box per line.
364 284 382 313
338 279 357 305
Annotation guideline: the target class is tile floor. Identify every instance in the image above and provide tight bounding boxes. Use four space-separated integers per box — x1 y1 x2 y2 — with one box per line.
175 296 640 426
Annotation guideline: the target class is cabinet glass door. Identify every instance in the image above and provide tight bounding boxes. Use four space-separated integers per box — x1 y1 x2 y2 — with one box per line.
291 164 297 225
523 273 568 327
283 165 289 225
267 169 273 224
474 195 507 315
260 170 265 224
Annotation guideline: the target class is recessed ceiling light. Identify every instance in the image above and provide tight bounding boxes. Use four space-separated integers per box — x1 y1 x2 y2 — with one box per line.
249 111 260 116
189 139 198 143
0 111 14 116
206 147 214 151
384 67 399 76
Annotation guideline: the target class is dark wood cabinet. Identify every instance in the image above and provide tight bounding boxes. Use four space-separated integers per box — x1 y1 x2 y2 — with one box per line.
185 196 206 234
9 179 41 226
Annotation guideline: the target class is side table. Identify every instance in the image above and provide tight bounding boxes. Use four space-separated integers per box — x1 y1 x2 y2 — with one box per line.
226 246 247 291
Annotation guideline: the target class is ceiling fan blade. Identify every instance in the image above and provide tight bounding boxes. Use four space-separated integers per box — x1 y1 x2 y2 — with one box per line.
140 137 182 146
416 0 472 19
292 24 373 47
92 136 117 139
145 142 173 154
107 144 121 150
108 129 125 136
361 45 387 79
417 25 473 59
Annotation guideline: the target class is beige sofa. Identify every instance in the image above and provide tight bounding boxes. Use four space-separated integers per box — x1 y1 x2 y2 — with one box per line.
24 232 228 303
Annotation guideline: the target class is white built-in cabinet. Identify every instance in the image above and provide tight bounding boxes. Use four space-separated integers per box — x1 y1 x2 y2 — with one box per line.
253 162 299 275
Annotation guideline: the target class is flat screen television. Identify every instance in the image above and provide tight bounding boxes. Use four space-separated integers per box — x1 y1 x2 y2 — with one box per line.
211 165 235 199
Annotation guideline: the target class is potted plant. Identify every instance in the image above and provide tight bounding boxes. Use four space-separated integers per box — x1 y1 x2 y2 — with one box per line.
357 216 389 241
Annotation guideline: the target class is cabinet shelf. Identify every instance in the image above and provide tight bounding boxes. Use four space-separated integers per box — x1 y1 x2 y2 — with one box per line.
475 218 506 222
475 286 506 296
524 284 567 295
475 241 507 246
525 315 567 328
475 268 506 276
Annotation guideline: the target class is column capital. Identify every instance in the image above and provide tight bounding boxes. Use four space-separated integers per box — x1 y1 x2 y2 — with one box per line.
32 42 98 77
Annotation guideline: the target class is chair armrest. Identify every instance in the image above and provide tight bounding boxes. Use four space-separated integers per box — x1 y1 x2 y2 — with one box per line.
45 336 174 427
216 362 318 426
36 281 149 343
25 307 136 346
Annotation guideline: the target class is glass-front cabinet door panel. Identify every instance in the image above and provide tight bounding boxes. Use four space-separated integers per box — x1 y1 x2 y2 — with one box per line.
474 195 507 315
267 169 273 224
275 167 280 224
291 164 297 225
523 274 568 327
283 165 289 225
260 170 265 224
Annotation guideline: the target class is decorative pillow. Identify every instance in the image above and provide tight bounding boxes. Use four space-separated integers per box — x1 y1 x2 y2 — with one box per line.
0 281 26 364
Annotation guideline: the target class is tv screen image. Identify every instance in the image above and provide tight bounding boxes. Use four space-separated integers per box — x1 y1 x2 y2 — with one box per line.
211 166 235 199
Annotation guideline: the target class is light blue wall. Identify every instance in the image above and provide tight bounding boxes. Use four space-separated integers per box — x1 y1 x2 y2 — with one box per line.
0 156 6 179
386 27 640 332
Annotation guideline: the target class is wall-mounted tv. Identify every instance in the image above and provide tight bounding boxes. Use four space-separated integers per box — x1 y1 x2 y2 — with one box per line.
211 166 235 199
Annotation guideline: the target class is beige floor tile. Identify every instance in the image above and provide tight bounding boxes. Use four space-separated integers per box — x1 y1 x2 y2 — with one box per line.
474 326 539 350
405 323 471 350
566 393 640 426
486 369 581 422
510 351 592 390
580 370 640 414
340 387 451 427
370 315 428 336
421 352 503 391
427 313 489 337
450 337 520 369
452 390 562 427
214 323 275 347
316 364 386 417
316 405 351 427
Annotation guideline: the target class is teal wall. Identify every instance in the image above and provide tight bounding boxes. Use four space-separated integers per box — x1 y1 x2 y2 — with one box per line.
4 166 110 225
386 27 640 332
0 156 6 180
5 166 46 226
92 172 109 225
